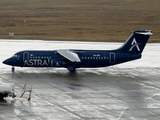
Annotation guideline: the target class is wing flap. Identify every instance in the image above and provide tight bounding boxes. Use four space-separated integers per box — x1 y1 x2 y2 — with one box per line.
57 49 81 62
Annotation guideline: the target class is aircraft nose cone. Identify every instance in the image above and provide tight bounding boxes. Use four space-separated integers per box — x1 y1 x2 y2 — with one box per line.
3 59 8 65
3 59 12 65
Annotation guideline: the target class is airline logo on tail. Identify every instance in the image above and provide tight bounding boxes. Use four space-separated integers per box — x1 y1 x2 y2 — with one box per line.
129 38 140 51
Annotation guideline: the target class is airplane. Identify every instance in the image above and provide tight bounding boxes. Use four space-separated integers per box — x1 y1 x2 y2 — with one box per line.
3 30 152 72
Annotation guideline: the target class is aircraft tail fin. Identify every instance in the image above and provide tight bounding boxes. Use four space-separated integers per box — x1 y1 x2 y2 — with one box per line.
117 30 152 54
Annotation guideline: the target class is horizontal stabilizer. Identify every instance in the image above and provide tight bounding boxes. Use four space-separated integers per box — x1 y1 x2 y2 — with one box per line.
57 49 81 62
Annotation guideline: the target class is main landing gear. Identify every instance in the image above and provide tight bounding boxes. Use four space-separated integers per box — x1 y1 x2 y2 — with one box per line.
11 66 15 72
67 66 76 72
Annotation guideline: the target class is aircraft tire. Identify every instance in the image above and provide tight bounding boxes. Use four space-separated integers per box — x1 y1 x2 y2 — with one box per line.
12 66 15 72
67 66 76 72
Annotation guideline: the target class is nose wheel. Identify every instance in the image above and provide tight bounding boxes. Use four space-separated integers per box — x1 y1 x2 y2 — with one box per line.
12 66 15 72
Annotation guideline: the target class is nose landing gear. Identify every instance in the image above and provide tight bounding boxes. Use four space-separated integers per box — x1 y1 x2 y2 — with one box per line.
12 66 15 72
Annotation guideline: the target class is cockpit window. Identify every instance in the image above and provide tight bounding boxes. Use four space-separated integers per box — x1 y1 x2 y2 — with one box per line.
12 55 17 58
12 54 20 59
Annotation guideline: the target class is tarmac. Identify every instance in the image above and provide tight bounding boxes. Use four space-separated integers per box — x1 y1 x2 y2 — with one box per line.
0 40 160 120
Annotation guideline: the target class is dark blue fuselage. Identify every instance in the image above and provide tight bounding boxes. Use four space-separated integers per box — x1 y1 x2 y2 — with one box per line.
3 50 141 68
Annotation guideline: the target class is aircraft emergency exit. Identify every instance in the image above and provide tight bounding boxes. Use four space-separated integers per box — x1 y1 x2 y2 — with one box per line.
3 30 152 72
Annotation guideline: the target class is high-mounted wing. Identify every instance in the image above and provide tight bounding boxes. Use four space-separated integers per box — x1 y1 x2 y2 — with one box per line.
57 49 81 62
